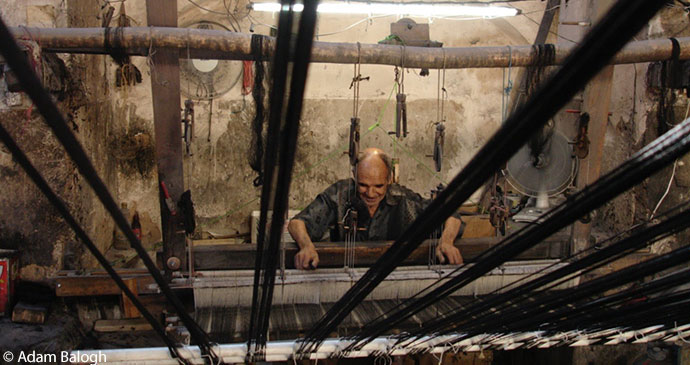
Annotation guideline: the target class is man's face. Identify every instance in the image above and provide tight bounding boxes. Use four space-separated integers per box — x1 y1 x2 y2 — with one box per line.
356 159 390 212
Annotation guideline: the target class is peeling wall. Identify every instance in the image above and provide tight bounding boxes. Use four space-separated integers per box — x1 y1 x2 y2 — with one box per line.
109 0 550 241
0 0 121 277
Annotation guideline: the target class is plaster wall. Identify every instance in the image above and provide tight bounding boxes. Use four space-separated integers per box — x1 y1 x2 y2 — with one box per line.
1 0 688 277
107 0 550 241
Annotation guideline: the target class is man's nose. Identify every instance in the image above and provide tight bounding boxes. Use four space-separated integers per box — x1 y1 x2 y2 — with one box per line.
366 187 376 197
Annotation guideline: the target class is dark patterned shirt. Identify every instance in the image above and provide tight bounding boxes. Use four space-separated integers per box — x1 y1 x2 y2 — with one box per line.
293 179 461 242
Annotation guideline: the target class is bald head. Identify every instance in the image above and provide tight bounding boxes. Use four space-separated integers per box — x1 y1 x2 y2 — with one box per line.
356 148 392 215
358 148 392 181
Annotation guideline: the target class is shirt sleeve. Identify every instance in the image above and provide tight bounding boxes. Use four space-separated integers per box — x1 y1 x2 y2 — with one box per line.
292 182 340 242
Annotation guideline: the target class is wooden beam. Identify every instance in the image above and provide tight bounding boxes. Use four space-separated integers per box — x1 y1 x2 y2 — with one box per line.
12 302 48 324
94 318 153 332
189 235 568 270
54 273 157 296
9 27 690 68
121 278 141 318
145 1 187 273
570 0 616 254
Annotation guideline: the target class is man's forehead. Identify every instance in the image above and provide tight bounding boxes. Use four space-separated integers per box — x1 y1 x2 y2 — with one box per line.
358 157 388 176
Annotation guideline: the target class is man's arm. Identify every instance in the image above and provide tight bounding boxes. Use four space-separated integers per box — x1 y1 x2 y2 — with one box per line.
437 216 463 265
287 219 320 269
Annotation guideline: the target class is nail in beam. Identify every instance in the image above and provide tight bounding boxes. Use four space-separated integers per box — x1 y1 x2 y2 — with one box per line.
9 27 690 68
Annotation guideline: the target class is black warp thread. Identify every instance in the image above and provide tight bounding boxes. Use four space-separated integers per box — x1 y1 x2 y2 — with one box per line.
103 26 128 66
657 38 681 137
526 44 556 160
250 34 267 187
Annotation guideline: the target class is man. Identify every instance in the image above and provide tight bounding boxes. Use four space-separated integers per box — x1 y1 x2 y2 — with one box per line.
288 148 464 269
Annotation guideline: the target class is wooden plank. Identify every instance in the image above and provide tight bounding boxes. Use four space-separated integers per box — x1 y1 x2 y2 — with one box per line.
462 215 496 238
190 234 568 270
192 238 241 246
570 0 616 254
12 302 48 324
121 278 140 318
54 274 157 296
94 318 153 332
146 0 187 273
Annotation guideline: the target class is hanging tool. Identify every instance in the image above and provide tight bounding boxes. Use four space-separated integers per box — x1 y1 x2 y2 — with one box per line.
396 93 407 138
573 112 590 159
349 117 360 167
348 43 367 170
433 122 445 172
393 62 408 139
181 99 194 156
430 55 447 172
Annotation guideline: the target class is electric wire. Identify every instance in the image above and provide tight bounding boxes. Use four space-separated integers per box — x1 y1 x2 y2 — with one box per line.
0 14 220 364
297 0 666 355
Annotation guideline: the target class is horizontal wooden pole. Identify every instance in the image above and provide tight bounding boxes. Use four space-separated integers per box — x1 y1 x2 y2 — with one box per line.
54 271 158 296
10 26 690 68
55 236 565 295
189 235 568 270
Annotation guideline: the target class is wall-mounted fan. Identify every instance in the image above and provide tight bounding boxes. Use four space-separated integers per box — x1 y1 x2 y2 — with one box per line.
180 21 243 100
505 129 577 222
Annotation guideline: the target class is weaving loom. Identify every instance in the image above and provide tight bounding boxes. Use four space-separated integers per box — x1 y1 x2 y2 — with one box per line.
3 0 688 363
188 261 574 339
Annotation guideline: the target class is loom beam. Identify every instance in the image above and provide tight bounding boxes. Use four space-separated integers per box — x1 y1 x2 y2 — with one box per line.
179 234 568 270
8 27 690 68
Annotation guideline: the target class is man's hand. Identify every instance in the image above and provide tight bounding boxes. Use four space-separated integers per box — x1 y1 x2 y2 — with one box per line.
437 243 463 265
288 219 319 270
295 245 319 269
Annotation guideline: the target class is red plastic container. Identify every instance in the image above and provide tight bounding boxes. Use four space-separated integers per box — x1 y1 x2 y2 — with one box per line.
0 249 19 316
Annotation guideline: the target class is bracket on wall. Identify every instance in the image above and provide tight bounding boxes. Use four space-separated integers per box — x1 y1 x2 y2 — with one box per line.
379 18 442 76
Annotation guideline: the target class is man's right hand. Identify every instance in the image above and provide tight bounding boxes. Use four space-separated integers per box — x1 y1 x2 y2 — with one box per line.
295 245 319 270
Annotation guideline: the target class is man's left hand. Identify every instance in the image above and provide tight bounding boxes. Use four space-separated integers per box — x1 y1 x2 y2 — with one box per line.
437 243 463 265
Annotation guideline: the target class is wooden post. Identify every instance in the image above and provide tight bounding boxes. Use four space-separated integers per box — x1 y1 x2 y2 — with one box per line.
120 278 140 318
146 0 187 274
568 0 616 254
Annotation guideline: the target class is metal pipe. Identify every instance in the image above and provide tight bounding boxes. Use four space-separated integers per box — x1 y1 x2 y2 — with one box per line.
9 26 690 68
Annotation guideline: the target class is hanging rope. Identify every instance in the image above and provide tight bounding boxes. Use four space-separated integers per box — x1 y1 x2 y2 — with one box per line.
344 42 367 272
501 45 513 122
249 34 267 187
